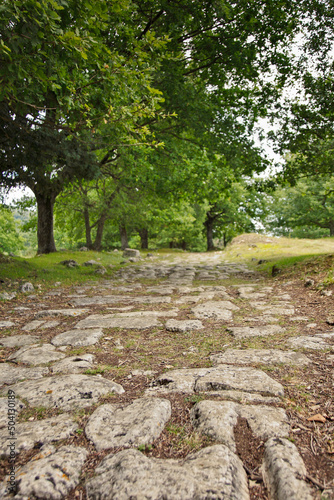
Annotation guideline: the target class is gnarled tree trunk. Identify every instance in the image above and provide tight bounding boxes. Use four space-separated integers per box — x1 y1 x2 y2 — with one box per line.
35 192 57 254
204 214 215 251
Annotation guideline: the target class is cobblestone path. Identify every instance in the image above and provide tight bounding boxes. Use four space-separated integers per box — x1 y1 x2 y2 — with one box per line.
0 254 333 499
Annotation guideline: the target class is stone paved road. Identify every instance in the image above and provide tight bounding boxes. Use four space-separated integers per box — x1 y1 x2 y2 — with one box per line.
0 254 333 499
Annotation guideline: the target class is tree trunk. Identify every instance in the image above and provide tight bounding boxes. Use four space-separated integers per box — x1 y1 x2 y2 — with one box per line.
92 213 107 251
84 207 93 249
204 214 215 251
138 228 149 249
329 221 334 236
35 192 57 254
119 225 128 250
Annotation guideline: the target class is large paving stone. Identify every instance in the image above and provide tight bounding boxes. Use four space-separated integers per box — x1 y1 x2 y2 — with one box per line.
211 348 311 366
165 319 204 332
8 344 66 365
50 354 95 374
227 325 285 339
0 321 15 328
287 335 332 350
261 437 313 500
146 286 175 295
86 445 250 500
22 320 45 331
0 335 40 347
0 445 88 499
0 374 124 410
85 398 171 451
72 295 171 306
0 413 78 457
191 300 239 320
51 328 104 346
0 363 48 385
191 401 289 452
250 302 295 315
150 365 284 397
35 308 88 318
191 400 238 451
75 314 162 330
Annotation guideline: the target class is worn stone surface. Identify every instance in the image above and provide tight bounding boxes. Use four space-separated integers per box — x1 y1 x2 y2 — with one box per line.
85 398 171 451
227 325 285 339
191 400 238 451
0 374 124 410
0 445 88 499
75 314 162 330
165 319 204 332
0 413 78 457
0 398 26 429
0 335 40 347
191 401 289 452
262 437 313 500
86 445 250 500
22 320 45 331
192 300 239 320
8 344 66 365
51 328 104 346
20 282 35 293
287 335 332 350
250 302 295 315
0 363 48 385
0 321 15 328
123 248 140 258
35 308 88 318
211 348 311 366
150 365 284 396
50 354 95 374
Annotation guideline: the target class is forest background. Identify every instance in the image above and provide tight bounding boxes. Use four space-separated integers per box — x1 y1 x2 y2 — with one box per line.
1 0 334 256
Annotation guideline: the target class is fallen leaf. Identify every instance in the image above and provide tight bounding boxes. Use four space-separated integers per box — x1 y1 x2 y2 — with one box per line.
307 413 326 423
46 390 53 394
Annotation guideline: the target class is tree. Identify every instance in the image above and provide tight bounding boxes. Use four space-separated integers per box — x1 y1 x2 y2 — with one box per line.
0 0 165 253
263 176 334 237
0 205 24 253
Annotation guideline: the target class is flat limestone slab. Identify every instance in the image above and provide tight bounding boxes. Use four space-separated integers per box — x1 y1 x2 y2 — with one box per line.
72 295 171 306
85 398 171 451
0 414 78 457
50 354 95 374
75 314 162 330
0 321 15 328
51 328 104 346
211 348 311 366
192 300 239 320
0 363 48 385
8 344 65 365
165 319 204 332
227 325 284 339
86 445 250 500
262 437 313 500
22 320 45 331
0 374 124 410
0 335 40 347
35 308 88 318
0 445 88 500
151 365 284 397
191 401 289 452
287 335 332 350
250 302 295 315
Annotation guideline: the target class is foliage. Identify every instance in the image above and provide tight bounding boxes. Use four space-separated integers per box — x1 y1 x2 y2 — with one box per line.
263 176 334 237
0 206 24 253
